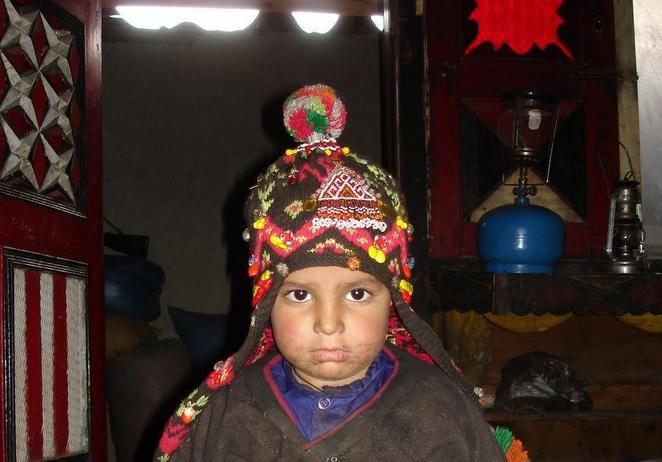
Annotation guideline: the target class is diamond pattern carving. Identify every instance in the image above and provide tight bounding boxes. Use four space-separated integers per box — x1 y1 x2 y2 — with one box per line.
0 0 39 67
0 117 38 188
0 0 83 207
0 52 39 127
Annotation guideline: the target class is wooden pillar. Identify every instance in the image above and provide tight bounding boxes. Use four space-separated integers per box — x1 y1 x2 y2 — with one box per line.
614 0 641 179
443 311 492 385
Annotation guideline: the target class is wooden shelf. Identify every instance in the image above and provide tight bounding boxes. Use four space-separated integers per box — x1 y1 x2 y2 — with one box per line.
430 265 662 461
485 409 662 422
429 258 662 315
485 411 662 461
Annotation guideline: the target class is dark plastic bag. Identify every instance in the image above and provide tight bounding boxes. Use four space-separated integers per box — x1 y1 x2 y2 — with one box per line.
495 351 592 412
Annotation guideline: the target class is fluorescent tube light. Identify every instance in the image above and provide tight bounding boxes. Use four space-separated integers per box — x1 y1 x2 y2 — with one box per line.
370 15 384 31
291 11 339 34
115 6 259 32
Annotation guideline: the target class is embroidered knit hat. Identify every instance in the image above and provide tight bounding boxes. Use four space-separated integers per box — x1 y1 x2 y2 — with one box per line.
245 84 413 324
155 84 473 461
234 84 468 375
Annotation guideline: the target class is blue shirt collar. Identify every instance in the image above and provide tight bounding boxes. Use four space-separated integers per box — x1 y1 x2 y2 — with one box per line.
270 348 396 441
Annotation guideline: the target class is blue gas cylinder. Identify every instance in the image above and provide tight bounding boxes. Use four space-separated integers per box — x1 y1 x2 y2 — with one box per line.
477 196 564 273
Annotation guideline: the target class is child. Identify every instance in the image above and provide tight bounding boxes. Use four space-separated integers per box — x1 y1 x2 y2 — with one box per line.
155 85 525 461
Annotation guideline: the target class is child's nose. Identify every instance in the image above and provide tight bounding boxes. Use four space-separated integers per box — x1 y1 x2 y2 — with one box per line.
313 302 345 335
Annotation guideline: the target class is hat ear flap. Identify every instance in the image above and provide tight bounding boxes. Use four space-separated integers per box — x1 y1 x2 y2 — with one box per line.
232 271 283 368
388 288 477 401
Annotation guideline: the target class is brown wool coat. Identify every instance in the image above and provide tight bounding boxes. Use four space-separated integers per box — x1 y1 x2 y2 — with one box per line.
166 346 505 462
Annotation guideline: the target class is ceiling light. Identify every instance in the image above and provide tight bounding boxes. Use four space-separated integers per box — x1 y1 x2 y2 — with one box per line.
115 6 259 32
370 15 384 31
291 11 339 34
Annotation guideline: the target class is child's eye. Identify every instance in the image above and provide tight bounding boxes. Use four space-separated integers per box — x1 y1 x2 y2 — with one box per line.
285 289 311 302
345 288 371 302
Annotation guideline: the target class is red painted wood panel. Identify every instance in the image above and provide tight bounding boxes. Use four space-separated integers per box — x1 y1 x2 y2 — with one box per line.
53 273 70 455
0 0 104 460
24 270 43 461
428 0 464 257
426 0 619 259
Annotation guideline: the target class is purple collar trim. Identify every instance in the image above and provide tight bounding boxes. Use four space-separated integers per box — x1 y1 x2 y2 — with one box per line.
267 348 397 442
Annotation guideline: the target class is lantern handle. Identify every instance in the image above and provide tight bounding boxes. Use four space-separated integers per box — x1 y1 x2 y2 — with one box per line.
616 139 638 182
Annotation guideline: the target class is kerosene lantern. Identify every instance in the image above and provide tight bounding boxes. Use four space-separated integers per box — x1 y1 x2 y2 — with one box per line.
477 92 565 273
605 177 646 273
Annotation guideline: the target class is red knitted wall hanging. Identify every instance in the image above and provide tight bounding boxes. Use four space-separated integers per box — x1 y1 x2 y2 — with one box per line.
465 0 573 58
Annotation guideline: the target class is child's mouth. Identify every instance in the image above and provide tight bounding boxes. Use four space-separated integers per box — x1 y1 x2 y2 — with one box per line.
311 348 349 362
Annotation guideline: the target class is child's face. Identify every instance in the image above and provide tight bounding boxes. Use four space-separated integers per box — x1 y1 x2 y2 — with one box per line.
271 266 390 389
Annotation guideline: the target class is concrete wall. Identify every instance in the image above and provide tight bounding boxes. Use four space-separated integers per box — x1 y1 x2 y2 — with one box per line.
634 1 662 255
103 27 382 314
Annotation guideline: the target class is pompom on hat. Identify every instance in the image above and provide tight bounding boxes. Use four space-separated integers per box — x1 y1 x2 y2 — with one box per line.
283 84 347 143
155 84 473 461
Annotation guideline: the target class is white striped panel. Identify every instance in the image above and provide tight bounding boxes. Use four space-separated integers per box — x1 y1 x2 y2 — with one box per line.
13 268 29 462
66 276 89 454
40 272 55 458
